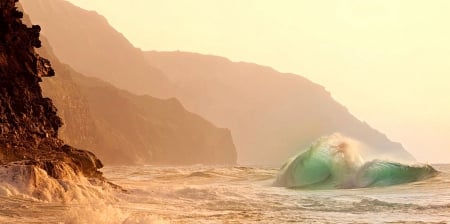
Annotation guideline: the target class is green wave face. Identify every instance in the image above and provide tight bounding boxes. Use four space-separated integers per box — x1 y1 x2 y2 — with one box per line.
275 134 437 189
287 147 333 188
355 161 437 188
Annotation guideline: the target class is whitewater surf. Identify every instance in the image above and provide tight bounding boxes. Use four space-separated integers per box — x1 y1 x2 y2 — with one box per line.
274 133 437 189
0 134 446 223
0 164 448 223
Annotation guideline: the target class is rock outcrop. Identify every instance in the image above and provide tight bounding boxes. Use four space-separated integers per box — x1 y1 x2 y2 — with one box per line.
0 0 103 183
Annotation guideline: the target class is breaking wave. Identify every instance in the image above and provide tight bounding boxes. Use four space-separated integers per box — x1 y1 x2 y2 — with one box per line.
274 133 437 189
0 162 115 203
0 162 168 223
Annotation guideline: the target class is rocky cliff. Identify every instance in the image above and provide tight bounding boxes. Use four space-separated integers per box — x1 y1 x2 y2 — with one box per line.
0 0 103 183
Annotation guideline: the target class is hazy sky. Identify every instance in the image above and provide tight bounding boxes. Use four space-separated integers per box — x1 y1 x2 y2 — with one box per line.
66 0 450 163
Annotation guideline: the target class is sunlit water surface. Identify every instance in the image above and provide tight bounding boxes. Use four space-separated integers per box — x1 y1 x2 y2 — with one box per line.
0 164 449 223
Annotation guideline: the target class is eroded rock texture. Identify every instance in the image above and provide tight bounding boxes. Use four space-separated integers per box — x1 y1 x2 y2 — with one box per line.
0 0 103 180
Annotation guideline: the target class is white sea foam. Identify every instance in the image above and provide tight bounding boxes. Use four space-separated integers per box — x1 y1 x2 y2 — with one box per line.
0 159 448 223
64 204 167 224
0 162 114 203
0 162 169 223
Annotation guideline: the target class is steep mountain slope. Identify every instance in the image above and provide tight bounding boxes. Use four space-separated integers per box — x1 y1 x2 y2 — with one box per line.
36 36 236 165
22 0 414 165
144 52 414 164
72 74 236 165
20 0 236 165
36 38 98 151
21 0 172 98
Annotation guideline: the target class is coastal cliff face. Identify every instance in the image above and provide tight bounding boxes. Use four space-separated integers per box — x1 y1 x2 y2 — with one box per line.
32 34 237 165
72 74 237 165
21 0 173 98
0 0 102 181
35 37 99 153
19 1 237 165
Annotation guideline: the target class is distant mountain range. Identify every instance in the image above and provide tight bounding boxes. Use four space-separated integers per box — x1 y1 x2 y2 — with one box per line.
37 37 236 165
20 4 236 165
144 51 414 164
21 0 414 165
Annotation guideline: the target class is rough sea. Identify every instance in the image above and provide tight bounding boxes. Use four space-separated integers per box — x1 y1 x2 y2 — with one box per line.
0 163 448 223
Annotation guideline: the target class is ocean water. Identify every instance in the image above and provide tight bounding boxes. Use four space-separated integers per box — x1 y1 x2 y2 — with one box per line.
274 134 438 189
0 164 449 223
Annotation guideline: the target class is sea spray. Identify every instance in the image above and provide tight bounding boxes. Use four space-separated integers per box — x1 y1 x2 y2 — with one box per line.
274 133 437 189
0 162 117 203
63 204 168 224
0 162 176 223
0 162 123 221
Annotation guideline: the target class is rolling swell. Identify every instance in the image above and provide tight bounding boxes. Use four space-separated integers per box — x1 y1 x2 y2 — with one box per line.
354 160 436 187
275 134 437 189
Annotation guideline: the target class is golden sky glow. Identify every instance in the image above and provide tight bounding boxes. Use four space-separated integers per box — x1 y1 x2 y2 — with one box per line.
66 0 450 163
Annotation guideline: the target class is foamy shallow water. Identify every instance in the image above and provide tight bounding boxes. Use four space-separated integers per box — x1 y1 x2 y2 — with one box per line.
0 164 449 223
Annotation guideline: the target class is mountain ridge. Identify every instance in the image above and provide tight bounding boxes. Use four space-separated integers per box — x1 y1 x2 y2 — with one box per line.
145 50 412 164
36 36 237 165
22 0 173 98
22 0 414 165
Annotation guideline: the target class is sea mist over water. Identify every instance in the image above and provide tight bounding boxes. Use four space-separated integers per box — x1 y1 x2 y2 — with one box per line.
0 133 442 223
0 162 448 223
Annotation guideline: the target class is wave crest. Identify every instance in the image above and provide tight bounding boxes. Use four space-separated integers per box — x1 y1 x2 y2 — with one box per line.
274 133 437 189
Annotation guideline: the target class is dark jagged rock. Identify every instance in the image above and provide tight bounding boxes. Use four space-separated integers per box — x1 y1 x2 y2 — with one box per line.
0 0 103 181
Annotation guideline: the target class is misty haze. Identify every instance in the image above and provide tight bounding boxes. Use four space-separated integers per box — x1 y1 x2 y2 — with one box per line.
0 0 448 223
